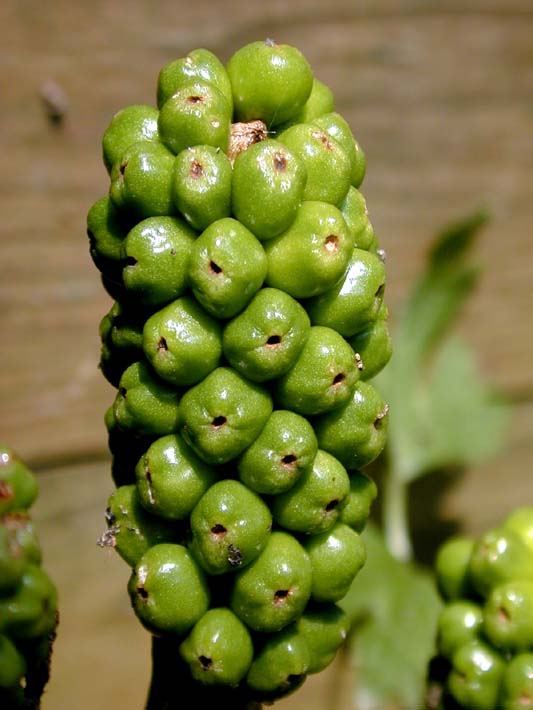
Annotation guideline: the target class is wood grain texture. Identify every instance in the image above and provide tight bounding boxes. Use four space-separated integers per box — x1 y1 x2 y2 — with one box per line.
1 1 532 470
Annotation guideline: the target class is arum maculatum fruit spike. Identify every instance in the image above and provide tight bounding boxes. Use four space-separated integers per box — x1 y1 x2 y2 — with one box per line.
429 507 533 710
0 445 58 708
90 39 392 705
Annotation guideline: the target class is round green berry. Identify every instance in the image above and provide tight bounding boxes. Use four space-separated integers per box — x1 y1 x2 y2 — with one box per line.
99 301 145 389
313 380 389 470
222 287 310 383
179 608 253 687
142 296 222 387
157 48 233 111
339 471 378 532
295 604 349 674
264 201 353 299
128 543 210 635
172 145 232 231
483 580 533 652
348 316 392 382
113 361 181 437
0 446 38 516
103 484 178 567
135 434 216 521
447 640 504 710
178 367 273 465
158 81 231 155
436 600 483 660
272 449 350 535
500 653 533 710
231 139 307 240
109 140 175 220
230 531 312 633
122 216 196 308
435 536 475 601
190 479 272 575
87 196 129 279
469 527 533 598
188 218 267 319
306 248 386 338
278 123 352 206
227 40 313 127
340 186 375 250
274 326 360 416
246 624 310 700
102 104 159 174
237 409 318 495
304 522 366 602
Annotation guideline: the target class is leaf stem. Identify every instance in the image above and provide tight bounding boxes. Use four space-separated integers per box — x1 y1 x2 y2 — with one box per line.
382 466 413 563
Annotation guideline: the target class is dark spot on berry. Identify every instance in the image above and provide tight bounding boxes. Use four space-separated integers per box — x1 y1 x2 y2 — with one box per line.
266 334 282 347
228 544 243 567
313 130 334 151
105 507 116 526
498 605 510 623
375 283 385 306
170 248 176 256
137 585 149 601
211 524 227 540
199 655 212 670
274 589 291 605
187 95 204 104
374 404 390 429
209 260 222 275
126 256 138 267
273 152 287 172
324 235 339 252
281 454 297 468
212 415 227 428
158 337 168 352
190 159 204 178
325 498 339 512
0 481 13 500
332 372 345 386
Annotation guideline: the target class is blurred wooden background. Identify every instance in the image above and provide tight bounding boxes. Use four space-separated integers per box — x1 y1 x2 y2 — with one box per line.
1 1 532 708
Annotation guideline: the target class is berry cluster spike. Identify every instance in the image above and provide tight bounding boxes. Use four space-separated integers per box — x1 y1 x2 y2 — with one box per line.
89 39 391 705
0 445 58 708
428 507 533 709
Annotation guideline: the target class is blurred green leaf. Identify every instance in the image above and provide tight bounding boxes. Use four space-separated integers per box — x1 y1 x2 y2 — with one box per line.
378 209 509 483
342 524 442 710
422 337 509 472
429 210 488 269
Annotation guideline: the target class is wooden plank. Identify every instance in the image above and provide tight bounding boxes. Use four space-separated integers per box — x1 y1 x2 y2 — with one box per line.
1 2 532 466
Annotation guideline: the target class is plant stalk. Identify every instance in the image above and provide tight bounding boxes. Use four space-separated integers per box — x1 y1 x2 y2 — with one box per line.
147 636 262 710
382 466 413 563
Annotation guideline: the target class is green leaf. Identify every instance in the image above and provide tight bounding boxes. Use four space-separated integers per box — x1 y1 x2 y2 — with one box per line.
429 210 488 269
377 208 509 483
341 524 442 710
421 337 509 472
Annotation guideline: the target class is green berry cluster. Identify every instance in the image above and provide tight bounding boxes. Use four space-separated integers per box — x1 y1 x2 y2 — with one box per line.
0 445 58 706
90 40 391 702
431 508 533 709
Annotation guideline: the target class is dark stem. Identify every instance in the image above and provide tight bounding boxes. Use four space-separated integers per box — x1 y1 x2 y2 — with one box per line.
146 636 262 710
